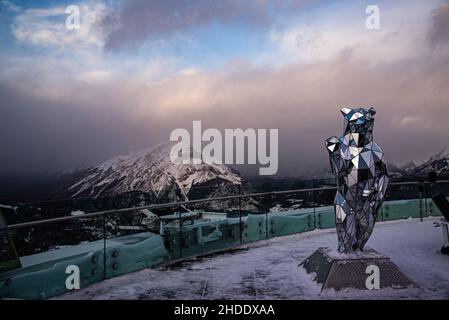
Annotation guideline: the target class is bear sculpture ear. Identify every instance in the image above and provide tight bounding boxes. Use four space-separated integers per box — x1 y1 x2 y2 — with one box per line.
340 107 352 116
368 107 376 115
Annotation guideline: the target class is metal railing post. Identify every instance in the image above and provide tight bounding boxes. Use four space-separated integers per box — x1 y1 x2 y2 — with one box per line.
312 179 316 217
265 195 269 239
424 182 429 215
418 182 424 222
179 211 182 258
238 185 242 245
103 212 107 280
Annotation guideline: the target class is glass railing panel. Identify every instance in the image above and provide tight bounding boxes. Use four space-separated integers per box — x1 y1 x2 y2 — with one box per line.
241 195 268 244
425 180 449 217
172 185 243 258
179 215 241 258
313 186 336 229
103 209 170 278
0 212 105 299
266 191 315 238
382 182 423 221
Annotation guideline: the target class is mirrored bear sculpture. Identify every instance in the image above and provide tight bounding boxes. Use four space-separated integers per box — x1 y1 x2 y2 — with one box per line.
325 107 388 253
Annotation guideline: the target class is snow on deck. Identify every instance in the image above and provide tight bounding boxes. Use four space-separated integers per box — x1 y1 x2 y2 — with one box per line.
56 218 449 300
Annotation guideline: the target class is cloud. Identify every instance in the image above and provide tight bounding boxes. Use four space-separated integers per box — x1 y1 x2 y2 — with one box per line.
0 0 21 13
102 0 310 49
0 77 166 174
75 70 113 83
2 49 449 174
1 0 449 174
429 2 449 47
11 3 111 52
179 68 199 76
267 0 444 65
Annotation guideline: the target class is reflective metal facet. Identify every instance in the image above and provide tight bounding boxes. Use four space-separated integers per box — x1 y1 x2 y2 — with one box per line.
326 107 389 253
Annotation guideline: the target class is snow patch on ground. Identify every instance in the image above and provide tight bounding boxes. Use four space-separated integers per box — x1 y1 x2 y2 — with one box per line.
70 210 85 216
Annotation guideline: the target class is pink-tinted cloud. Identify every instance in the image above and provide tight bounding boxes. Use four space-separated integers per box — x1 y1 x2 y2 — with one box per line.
2 50 449 174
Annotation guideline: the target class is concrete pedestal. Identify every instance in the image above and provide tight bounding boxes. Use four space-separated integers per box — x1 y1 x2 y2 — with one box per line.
300 247 417 291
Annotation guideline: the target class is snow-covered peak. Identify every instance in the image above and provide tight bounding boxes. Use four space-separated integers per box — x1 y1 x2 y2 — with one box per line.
431 146 449 161
406 146 449 176
65 142 243 200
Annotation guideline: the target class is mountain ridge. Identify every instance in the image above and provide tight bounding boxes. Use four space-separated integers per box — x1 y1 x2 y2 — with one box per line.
63 142 244 202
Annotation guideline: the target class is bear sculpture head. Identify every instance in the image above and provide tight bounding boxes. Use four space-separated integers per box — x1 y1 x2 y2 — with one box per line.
340 107 376 144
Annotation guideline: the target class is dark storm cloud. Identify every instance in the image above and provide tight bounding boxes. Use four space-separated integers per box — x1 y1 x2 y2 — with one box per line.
1 51 449 175
0 80 166 174
429 2 449 46
102 0 308 49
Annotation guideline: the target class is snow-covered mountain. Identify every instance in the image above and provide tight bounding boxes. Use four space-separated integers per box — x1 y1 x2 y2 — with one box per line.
387 146 449 178
405 146 449 177
63 142 244 202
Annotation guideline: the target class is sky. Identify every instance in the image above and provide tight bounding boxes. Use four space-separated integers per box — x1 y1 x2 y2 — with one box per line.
0 0 449 175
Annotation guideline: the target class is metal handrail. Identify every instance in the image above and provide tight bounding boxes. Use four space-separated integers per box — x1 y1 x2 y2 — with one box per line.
5 180 448 230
